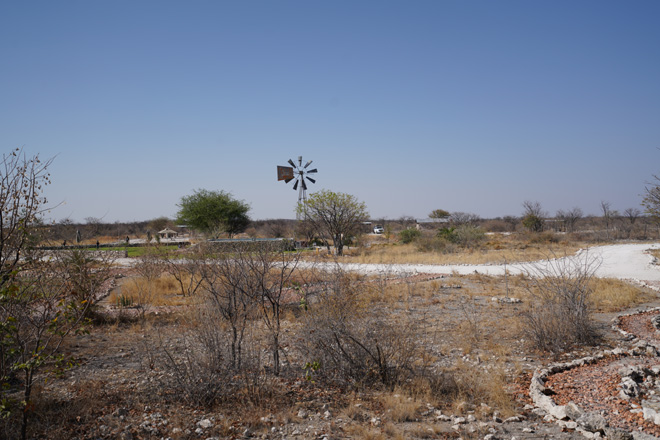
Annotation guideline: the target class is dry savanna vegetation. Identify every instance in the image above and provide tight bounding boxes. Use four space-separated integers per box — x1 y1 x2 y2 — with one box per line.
3 232 658 440
4 183 660 440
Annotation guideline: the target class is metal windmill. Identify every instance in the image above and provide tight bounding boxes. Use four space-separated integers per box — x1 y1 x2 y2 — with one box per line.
277 156 318 219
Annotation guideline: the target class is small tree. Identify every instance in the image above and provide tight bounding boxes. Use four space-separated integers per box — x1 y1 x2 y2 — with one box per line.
298 190 368 256
0 150 95 439
600 200 614 237
556 207 583 233
429 209 450 219
522 200 545 232
177 189 250 238
624 207 641 225
450 212 481 226
0 149 52 286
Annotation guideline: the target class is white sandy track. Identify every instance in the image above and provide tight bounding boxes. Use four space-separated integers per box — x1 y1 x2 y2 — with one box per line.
303 243 660 285
114 242 660 285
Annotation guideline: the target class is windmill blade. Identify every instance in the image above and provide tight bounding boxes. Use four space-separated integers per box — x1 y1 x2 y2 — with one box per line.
288 159 295 167
301 179 307 190
304 160 313 168
307 168 318 174
306 176 316 184
298 156 302 166
285 178 293 183
293 180 299 190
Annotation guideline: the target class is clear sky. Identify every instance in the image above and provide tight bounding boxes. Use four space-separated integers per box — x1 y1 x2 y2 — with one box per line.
2 1 659 222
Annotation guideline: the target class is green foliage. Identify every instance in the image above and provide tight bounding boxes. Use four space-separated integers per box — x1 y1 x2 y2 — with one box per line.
177 189 250 238
437 227 456 241
522 214 544 232
303 360 321 382
299 190 368 256
399 227 421 244
429 209 450 219
451 225 485 247
116 294 133 307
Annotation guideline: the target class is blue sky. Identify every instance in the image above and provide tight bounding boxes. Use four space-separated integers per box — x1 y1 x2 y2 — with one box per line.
2 1 659 222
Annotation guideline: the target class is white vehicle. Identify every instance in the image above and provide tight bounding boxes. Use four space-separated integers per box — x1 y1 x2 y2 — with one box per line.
373 225 384 234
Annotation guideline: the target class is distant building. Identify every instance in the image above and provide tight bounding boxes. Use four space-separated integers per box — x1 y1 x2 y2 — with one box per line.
158 228 178 239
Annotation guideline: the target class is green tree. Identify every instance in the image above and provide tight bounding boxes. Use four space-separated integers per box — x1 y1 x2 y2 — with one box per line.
429 209 450 219
177 189 250 238
298 190 368 256
522 200 546 233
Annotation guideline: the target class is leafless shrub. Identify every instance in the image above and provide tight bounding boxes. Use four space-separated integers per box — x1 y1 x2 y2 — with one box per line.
195 241 302 375
521 252 601 353
52 248 115 309
152 303 264 407
162 250 205 297
300 266 423 389
198 256 255 370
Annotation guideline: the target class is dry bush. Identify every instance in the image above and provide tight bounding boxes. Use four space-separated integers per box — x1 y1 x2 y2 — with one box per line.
162 249 205 297
521 253 601 353
150 302 266 408
0 378 130 440
299 267 428 389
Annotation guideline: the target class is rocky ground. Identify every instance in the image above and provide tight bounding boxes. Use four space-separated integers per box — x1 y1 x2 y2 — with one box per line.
7 243 660 439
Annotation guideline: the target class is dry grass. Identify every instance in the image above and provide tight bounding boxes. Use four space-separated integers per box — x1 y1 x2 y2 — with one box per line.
107 275 193 307
342 424 389 440
590 277 657 312
449 362 516 418
348 238 587 265
378 393 422 423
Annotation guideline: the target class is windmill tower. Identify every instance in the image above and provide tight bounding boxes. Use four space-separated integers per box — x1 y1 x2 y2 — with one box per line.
277 156 318 219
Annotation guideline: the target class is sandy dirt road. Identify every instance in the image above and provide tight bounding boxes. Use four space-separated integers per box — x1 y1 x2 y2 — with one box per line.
305 242 660 284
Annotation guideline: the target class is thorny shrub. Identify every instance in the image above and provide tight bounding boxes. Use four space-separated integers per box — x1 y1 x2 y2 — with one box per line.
299 266 426 389
521 252 601 353
150 302 266 407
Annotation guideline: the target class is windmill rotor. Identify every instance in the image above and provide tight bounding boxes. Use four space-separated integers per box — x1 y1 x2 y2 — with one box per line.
277 156 318 219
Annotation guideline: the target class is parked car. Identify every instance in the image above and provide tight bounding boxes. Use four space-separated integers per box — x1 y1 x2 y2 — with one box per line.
373 225 384 234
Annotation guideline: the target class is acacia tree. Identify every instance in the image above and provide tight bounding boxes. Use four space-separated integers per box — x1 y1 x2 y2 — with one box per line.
177 189 250 238
429 209 450 219
298 190 368 256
